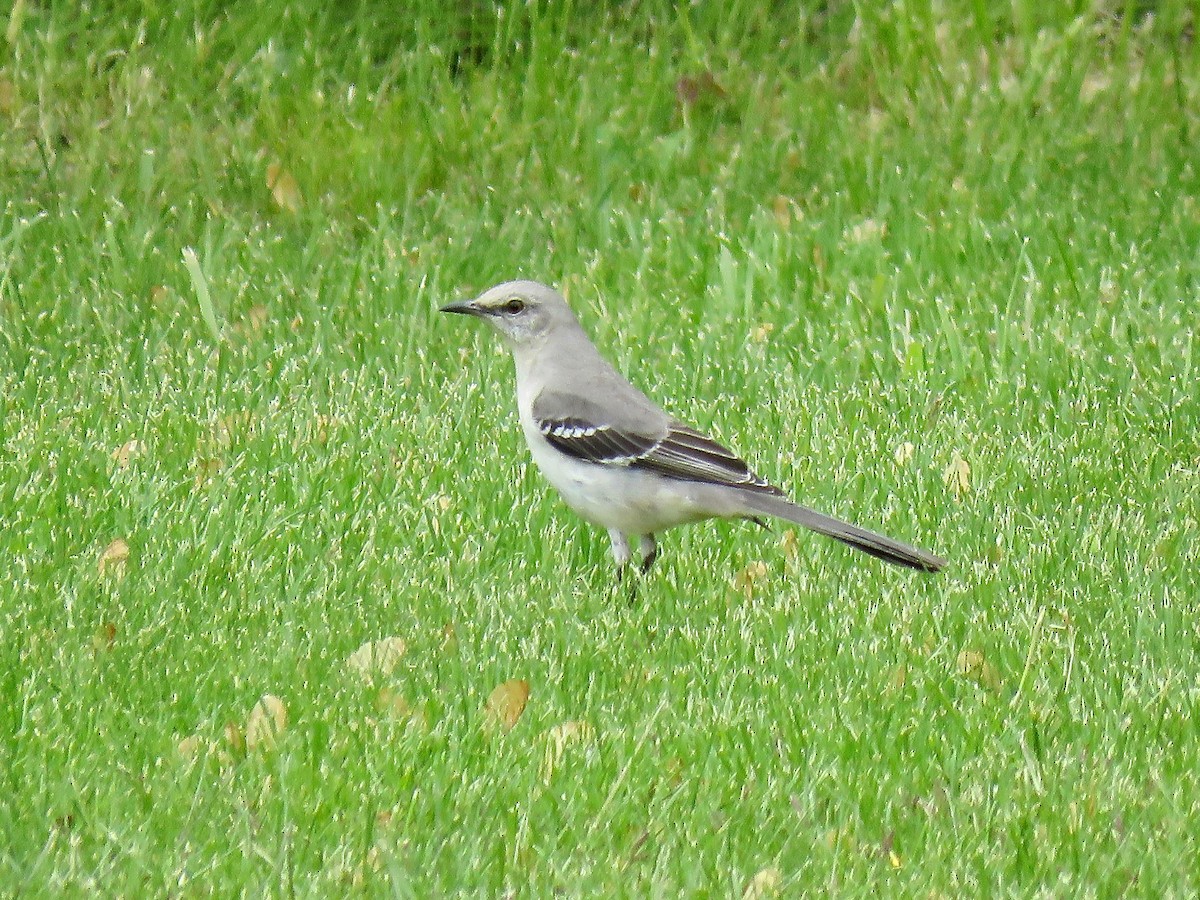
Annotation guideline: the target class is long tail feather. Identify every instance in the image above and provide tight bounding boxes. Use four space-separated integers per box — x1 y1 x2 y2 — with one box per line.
741 494 946 572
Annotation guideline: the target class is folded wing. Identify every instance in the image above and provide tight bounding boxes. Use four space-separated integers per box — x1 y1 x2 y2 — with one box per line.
537 414 783 497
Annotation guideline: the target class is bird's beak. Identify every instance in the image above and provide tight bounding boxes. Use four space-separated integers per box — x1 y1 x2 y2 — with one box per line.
439 298 481 316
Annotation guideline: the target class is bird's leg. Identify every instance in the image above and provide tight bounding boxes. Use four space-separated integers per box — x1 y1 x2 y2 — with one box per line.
607 529 641 601
608 529 633 572
638 534 658 574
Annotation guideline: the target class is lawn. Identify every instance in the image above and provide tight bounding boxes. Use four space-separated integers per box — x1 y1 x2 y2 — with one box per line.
2 0 1198 894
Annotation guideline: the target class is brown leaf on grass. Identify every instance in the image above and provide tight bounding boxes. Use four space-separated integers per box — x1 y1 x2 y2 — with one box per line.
177 733 205 760
213 410 256 448
540 720 594 783
91 621 117 652
234 304 269 339
943 453 971 496
246 694 287 751
956 649 1002 692
266 162 302 212
749 322 775 343
811 244 826 277
308 414 334 444
731 561 769 599
675 71 726 109
987 534 1005 565
0 76 16 115
742 867 782 899
224 721 245 753
844 217 886 245
778 529 798 559
346 637 407 680
484 679 529 731
772 195 796 229
98 539 130 578
442 621 458 647
111 439 143 469
376 688 428 729
193 456 222 489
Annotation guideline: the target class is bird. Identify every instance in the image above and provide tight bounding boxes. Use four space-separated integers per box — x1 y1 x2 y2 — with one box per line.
440 280 946 575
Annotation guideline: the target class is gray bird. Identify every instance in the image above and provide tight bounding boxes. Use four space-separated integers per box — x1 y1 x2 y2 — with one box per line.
441 280 946 574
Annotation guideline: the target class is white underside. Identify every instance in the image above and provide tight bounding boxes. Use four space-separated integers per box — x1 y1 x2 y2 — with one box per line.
520 415 723 537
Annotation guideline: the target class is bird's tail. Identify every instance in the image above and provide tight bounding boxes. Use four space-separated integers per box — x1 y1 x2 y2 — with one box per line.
739 493 946 572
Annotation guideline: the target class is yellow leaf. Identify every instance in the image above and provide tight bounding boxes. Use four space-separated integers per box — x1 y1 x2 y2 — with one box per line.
224 721 245 753
346 637 408 680
484 679 530 731
213 410 256 447
111 439 143 469
749 322 775 343
177 734 204 760
192 456 222 489
246 694 287 751
540 720 594 783
266 162 302 212
235 304 268 339
956 649 1002 692
772 195 793 228
308 414 333 444
943 453 971 496
98 538 130 578
844 217 886 244
377 689 428 729
732 561 769 598
742 866 782 900
91 621 117 652
893 441 915 466
778 529 798 559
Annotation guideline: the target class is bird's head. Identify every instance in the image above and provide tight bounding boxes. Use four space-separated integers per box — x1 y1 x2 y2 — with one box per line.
440 280 576 350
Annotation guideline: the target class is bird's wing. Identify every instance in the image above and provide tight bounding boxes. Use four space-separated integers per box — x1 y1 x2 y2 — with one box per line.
531 389 783 496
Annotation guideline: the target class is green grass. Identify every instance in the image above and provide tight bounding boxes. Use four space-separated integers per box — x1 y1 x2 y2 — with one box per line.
2 0 1199 894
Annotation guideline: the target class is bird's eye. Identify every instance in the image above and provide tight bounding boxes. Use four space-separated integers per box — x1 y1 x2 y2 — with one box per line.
502 298 526 314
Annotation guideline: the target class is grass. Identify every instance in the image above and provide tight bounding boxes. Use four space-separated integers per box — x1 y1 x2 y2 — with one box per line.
2 0 1198 894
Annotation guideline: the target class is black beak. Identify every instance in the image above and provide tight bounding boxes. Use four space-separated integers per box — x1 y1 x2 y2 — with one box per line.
439 299 480 316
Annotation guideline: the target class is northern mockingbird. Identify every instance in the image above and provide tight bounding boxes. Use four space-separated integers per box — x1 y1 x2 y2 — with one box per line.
441 280 946 574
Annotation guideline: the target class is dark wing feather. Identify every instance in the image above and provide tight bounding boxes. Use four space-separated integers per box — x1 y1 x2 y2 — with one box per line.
537 415 783 497
539 418 659 464
637 423 783 496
